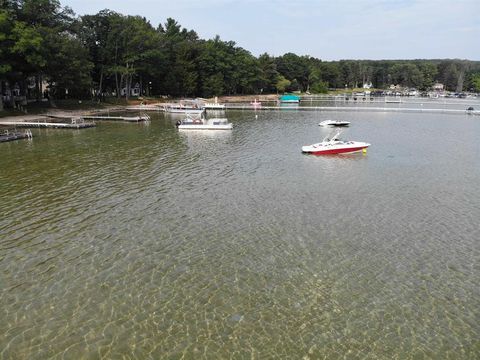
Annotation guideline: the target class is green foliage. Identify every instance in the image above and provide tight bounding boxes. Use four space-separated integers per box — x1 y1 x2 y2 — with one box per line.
0 0 94 102
311 81 329 94
275 53 310 91
47 34 92 97
0 10 12 76
257 53 279 93
11 21 45 68
469 73 480 92
276 76 291 93
2 0 480 109
390 63 424 88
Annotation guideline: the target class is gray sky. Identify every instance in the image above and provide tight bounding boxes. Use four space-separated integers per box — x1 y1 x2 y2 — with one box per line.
62 0 480 60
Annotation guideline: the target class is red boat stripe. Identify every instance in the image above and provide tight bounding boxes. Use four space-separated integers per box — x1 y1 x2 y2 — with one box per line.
307 146 367 155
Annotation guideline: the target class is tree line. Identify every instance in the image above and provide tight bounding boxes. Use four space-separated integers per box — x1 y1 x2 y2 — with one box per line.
1 0 480 110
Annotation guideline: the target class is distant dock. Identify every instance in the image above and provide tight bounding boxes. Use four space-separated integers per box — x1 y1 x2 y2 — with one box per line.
0 129 33 143
0 118 95 129
126 104 163 111
80 114 150 122
222 104 474 115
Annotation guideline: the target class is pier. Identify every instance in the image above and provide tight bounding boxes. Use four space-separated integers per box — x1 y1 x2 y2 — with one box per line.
126 104 163 111
0 129 33 143
0 118 96 129
80 114 150 122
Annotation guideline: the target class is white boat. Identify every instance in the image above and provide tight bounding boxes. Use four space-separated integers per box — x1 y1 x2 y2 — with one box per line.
165 100 204 114
165 105 204 114
302 131 370 155
176 114 232 130
319 119 350 127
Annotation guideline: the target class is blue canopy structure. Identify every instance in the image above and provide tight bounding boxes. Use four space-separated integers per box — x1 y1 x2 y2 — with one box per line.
279 94 300 103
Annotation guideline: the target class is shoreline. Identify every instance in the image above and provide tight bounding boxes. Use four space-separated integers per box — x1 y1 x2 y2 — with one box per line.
1 93 478 124
0 96 278 123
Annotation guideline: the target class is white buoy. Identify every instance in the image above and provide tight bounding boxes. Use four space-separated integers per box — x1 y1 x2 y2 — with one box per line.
255 114 258 119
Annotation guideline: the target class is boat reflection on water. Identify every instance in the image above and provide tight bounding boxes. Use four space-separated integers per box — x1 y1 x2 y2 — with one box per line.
175 113 233 130
279 102 299 110
178 129 232 158
178 126 233 149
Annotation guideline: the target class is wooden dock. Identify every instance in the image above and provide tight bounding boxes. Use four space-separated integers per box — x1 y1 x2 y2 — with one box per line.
126 104 164 111
0 130 33 143
0 119 96 129
81 114 150 122
47 112 150 122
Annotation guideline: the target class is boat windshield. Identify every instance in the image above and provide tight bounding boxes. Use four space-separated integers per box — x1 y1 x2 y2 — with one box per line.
323 130 342 142
183 113 204 124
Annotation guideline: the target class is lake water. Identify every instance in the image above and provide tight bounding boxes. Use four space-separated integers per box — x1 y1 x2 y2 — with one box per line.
1 102 479 359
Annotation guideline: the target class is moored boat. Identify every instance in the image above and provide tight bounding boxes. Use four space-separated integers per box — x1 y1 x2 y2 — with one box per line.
250 99 262 108
279 94 300 103
302 131 370 155
176 114 233 130
319 119 350 127
0 129 33 143
165 100 204 114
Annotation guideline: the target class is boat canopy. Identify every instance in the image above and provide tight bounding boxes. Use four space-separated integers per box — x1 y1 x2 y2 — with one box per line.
279 94 300 101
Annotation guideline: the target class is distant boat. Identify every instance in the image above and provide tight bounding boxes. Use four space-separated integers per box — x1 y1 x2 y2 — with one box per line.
319 120 350 127
466 107 480 115
250 99 262 108
165 101 204 114
279 94 300 103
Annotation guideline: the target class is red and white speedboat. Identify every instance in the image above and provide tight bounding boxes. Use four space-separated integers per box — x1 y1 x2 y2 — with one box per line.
302 131 370 155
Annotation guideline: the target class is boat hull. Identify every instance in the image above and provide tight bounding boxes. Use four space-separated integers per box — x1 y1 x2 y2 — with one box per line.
319 121 350 127
302 143 370 155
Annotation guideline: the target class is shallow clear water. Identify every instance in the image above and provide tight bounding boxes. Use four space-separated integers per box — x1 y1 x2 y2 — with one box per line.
1 107 479 359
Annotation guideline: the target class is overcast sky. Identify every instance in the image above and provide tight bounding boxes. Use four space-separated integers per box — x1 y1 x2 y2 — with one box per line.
61 0 480 61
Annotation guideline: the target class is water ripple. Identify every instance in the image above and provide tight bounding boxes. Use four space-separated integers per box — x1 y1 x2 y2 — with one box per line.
0 110 479 359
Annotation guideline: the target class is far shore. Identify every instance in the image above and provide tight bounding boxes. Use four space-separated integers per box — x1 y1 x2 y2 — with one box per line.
0 94 281 122
2 91 477 123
